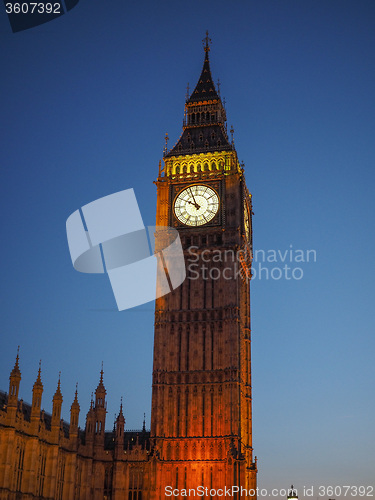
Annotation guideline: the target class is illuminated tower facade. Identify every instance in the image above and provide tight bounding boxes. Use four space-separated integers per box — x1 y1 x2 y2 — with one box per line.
151 35 257 498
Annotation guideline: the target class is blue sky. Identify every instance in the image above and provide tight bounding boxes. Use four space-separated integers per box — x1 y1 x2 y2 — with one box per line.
1 0 374 497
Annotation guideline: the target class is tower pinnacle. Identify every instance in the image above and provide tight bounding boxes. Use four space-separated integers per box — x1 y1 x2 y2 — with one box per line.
203 30 211 54
165 34 230 158
53 372 63 401
8 347 22 412
34 360 43 389
10 346 21 378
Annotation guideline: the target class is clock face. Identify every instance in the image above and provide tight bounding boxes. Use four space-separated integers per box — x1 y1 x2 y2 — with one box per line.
174 185 219 226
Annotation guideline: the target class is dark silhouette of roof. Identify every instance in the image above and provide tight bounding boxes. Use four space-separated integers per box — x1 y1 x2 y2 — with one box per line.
187 51 219 103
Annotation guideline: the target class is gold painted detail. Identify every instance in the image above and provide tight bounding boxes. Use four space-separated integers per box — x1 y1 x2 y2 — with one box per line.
164 151 241 179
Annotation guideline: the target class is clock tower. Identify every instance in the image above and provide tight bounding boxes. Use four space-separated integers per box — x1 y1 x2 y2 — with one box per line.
150 35 257 498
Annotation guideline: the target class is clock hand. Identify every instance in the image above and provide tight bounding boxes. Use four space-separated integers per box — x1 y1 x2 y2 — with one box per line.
186 199 200 210
189 187 200 209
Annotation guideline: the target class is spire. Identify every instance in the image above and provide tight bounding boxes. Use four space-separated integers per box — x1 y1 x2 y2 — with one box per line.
34 360 43 390
115 397 125 452
70 383 80 436
53 372 63 402
187 31 219 104
165 33 231 158
71 383 79 410
31 361 43 419
8 347 22 412
95 362 106 407
142 412 146 432
100 361 104 383
10 346 21 378
52 372 63 426
116 397 125 424
97 362 105 390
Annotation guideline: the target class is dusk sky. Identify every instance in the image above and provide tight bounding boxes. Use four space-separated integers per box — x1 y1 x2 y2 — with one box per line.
1 0 374 497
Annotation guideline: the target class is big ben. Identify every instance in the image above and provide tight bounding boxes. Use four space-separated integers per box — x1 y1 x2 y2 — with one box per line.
150 34 257 498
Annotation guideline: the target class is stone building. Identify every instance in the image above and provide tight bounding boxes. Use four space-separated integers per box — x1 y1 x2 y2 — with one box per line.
0 35 257 499
0 356 151 499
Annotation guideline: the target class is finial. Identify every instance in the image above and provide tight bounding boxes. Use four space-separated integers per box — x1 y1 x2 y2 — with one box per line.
230 125 234 144
186 82 190 101
100 362 104 383
163 133 169 155
72 383 79 405
10 346 21 377
120 396 123 413
12 346 21 373
203 30 212 54
143 412 146 431
57 371 61 389
32 360 43 389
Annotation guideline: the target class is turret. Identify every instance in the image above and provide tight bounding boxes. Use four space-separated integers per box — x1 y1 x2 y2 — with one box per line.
70 383 80 439
52 373 63 427
85 394 95 447
115 398 125 456
30 361 43 422
94 363 107 448
51 373 63 442
6 348 21 423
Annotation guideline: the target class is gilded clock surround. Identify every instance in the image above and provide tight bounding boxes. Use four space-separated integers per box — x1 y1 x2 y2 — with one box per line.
173 184 220 227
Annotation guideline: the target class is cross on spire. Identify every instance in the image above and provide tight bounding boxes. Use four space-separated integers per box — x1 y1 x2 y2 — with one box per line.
203 30 211 53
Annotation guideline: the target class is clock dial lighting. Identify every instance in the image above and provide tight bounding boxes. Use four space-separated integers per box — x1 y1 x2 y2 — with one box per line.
174 185 219 226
